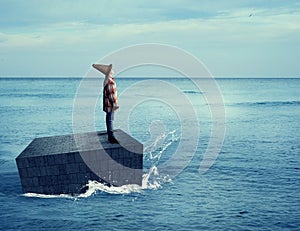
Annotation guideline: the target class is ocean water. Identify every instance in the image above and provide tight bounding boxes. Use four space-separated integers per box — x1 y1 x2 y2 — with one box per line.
0 77 299 230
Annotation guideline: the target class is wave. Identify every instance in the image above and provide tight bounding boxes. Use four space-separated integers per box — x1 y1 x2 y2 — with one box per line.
24 181 143 199
23 169 165 199
183 90 203 94
23 192 76 199
231 101 300 107
0 93 70 99
23 130 178 199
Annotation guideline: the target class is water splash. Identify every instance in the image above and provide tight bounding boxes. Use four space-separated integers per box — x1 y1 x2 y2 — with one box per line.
144 129 178 162
142 166 172 190
23 130 178 198
142 130 178 189
23 181 142 199
80 181 142 196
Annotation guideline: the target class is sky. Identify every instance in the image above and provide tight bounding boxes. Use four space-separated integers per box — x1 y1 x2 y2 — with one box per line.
0 0 299 77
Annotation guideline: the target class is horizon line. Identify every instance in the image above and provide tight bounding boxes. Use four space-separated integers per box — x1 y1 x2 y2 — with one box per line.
0 76 300 79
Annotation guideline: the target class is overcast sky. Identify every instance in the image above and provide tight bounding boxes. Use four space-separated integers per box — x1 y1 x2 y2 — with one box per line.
0 0 299 77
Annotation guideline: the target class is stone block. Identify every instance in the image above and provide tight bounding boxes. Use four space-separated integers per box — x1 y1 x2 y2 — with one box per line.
16 129 143 194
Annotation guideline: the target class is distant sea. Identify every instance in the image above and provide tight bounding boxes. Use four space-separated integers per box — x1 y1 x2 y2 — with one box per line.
0 77 299 230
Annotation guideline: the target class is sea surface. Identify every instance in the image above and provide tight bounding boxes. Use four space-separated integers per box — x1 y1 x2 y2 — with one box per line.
0 77 299 230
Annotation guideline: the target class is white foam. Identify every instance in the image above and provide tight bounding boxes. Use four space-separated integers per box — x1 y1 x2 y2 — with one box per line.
23 192 75 199
82 181 142 195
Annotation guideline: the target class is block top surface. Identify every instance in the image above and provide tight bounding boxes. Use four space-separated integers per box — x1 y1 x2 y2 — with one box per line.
16 129 142 158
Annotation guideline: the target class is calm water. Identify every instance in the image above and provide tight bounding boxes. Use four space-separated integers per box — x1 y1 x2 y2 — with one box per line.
0 77 299 230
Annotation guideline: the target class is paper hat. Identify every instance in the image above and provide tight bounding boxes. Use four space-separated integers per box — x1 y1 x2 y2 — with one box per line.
92 63 112 75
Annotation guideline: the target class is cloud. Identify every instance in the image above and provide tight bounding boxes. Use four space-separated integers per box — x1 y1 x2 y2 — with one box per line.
2 6 298 48
1 0 297 28
0 0 299 77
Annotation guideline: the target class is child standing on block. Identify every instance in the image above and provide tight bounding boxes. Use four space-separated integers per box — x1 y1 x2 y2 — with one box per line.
92 63 119 143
